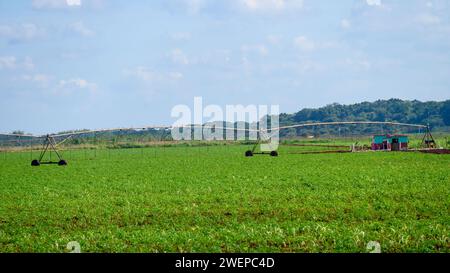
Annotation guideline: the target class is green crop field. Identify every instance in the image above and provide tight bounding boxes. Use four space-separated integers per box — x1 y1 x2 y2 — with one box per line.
0 144 449 253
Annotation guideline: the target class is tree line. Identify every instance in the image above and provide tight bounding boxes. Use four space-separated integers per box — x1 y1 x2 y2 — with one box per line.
3 99 450 142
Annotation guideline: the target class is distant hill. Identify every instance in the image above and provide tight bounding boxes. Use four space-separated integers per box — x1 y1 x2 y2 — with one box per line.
2 99 449 143
278 99 450 136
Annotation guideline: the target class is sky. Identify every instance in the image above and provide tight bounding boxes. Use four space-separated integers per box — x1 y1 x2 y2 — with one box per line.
0 0 449 134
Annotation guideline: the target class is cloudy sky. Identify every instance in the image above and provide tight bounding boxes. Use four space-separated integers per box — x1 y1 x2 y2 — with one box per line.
1 0 449 134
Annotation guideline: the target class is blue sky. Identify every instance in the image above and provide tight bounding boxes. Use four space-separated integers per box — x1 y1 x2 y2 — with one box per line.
1 0 449 134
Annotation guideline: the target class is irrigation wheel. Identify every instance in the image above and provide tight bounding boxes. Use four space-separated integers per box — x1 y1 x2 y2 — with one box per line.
58 159 68 166
270 151 279 157
31 159 40 166
245 150 254 157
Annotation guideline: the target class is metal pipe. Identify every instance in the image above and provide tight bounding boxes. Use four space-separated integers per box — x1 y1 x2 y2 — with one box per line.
0 121 429 139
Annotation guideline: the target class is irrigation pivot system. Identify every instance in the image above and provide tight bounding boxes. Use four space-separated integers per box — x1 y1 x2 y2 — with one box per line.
0 121 440 166
244 121 435 157
32 135 67 166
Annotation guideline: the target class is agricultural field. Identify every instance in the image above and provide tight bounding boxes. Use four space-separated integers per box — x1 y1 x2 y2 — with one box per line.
0 143 449 253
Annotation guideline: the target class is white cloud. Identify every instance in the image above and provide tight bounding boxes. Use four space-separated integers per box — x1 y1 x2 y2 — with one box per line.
184 0 205 14
170 49 190 65
67 0 81 6
18 73 97 91
23 57 35 70
32 0 104 10
295 59 324 74
341 19 351 29
32 0 80 9
169 72 184 80
22 74 52 87
123 66 159 82
58 78 97 91
240 0 303 11
293 36 342 52
293 36 315 51
68 21 95 37
0 24 45 42
170 32 192 41
366 0 381 6
241 44 269 56
0 56 17 70
242 0 284 10
32 0 68 9
417 13 441 26
123 66 183 83
0 56 35 70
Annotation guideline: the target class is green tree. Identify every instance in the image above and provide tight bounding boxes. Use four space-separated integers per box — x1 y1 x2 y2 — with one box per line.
441 100 450 126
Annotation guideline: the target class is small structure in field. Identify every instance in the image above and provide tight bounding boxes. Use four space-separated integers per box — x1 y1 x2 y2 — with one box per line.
372 134 409 151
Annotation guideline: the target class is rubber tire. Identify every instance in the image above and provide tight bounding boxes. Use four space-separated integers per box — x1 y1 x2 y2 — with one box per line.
58 159 68 166
245 150 254 157
31 159 40 166
270 151 278 157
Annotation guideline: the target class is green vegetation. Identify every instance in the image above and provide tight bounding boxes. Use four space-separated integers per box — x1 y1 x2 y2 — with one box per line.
2 99 449 145
280 99 450 136
0 144 449 253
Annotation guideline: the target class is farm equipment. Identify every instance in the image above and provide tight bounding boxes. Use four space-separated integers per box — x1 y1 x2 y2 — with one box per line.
245 142 278 157
245 132 279 157
244 121 431 157
421 125 436 148
0 121 443 166
31 135 67 166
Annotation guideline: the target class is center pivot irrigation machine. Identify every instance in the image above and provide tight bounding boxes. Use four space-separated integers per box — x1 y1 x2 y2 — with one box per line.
0 121 443 166
31 135 67 166
244 121 438 157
